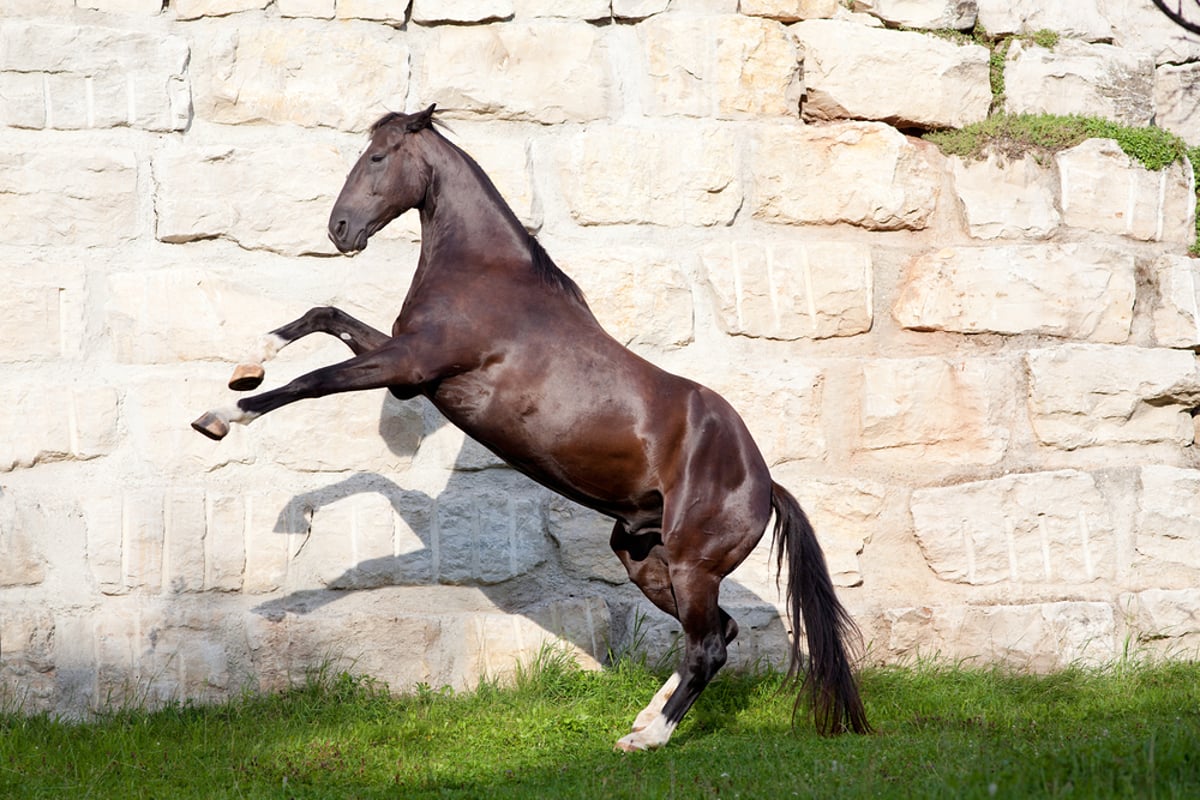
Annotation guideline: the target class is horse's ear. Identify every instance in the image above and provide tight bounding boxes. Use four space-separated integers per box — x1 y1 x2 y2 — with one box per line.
406 104 437 132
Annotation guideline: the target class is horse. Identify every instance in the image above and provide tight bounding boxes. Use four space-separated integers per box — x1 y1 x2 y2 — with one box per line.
191 104 870 750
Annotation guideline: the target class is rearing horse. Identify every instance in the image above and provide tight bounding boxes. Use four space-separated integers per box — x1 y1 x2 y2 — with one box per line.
192 105 870 750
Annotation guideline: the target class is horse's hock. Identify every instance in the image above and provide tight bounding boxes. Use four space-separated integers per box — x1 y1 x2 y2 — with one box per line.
2 1 1200 716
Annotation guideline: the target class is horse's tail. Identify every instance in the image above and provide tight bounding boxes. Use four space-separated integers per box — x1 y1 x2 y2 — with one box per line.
771 481 871 735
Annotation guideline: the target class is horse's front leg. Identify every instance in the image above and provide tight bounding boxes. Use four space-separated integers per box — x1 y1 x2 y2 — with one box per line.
228 306 392 391
192 338 426 441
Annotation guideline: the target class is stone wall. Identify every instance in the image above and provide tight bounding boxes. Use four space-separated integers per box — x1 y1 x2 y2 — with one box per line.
3 0 1200 716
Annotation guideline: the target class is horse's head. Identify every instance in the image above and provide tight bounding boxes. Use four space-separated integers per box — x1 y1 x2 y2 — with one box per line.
328 104 437 254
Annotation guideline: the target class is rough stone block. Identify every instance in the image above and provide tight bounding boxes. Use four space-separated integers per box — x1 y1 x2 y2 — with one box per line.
547 496 628 585
433 477 550 585
336 0 409 21
1135 466 1200 572
1004 39 1155 127
851 0 975 29
412 0 514 22
514 0 610 18
165 491 207 593
639 15 802 118
1125 589 1200 643
0 145 138 246
613 0 669 18
1025 345 1200 449
975 0 1111 41
1156 63 1200 148
243 491 310 593
418 22 611 123
0 609 55 711
205 495 246 591
707 364 827 465
0 282 63 361
1153 254 1200 349
793 19 990 129
700 240 872 340
752 121 942 231
192 22 408 132
1056 138 1195 245
1105 1 1200 66
859 357 1011 465
278 0 334 16
175 0 268 18
0 73 44 128
950 150 1060 239
0 383 119 472
124 492 166 593
78 0 165 11
0 494 47 587
894 244 1135 343
911 470 1115 586
741 0 837 21
84 494 125 594
560 124 741 226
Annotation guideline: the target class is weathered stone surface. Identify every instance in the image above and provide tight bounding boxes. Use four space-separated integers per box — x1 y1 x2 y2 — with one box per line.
412 0 514 22
1025 345 1200 449
851 0 976 29
975 0 1111 41
894 244 1135 343
741 0 837 21
0 609 55 711
277 0 334 17
1135 466 1200 572
1056 138 1195 245
1125 589 1200 643
613 0 670 18
793 19 990 129
433 478 551 585
513 0 610 18
78 0 165 14
1154 254 1200 349
753 122 942 230
192 22 408 132
700 240 873 340
336 0 407 21
175 0 268 19
639 15 802 119
1156 63 1200 148
0 21 189 131
564 247 694 349
1004 39 1155 127
560 125 740 226
0 281 63 361
547 496 629 584
859 357 1011 465
949 150 1060 239
1105 0 1200 66
418 22 611 123
884 602 1116 668
0 494 46 587
0 383 119 472
153 142 346 256
0 145 138 246
912 470 1115 586
707 364 827 465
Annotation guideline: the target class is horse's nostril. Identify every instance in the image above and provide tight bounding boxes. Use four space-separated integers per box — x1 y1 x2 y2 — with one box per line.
334 219 347 238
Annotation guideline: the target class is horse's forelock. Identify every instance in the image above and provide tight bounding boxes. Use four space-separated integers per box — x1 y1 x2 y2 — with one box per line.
369 106 439 136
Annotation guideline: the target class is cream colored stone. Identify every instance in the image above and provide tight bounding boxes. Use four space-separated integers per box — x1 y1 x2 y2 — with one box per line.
1126 589 1200 642
851 0 975 29
753 121 942 231
976 0 1110 41
78 0 164 12
1025 345 1200 449
1135 466 1200 572
412 0 514 22
950 150 1060 239
613 0 669 18
560 124 741 226
1004 39 1155 127
277 0 334 17
418 22 611 123
639 15 802 119
859 357 1010 465
0 383 119 472
336 0 408 21
894 244 1135 343
707 365 827 465
193 22 408 132
1153 253 1200 349
1156 63 1200 148
1104 0 1200 66
793 19 990 129
0 282 62 361
175 0 267 19
0 495 46 587
700 240 872 340
742 0 837 21
514 0 609 18
1057 138 1195 245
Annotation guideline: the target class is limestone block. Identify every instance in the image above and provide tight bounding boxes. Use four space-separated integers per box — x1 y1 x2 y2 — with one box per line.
564 247 693 350
741 0 838 21
793 19 990 129
154 142 346 256
1153 254 1200 349
78 0 164 13
1 282 63 361
884 602 1115 668
613 0 669 18
1105 0 1200 66
707 364 827 465
1135 466 1200 572
204 495 247 592
911 470 1115 586
700 240 872 340
1004 40 1155 127
1126 589 1200 642
850 0 976 29
0 383 120 472
546 496 628 585
418 22 611 123
639 15 802 118
165 491 207 594
560 125 741 226
949 150 1060 239
1056 138 1195 245
514 0 609 18
175 0 268 18
975 0 1110 41
0 494 46 587
84 495 124 594
467 598 608 679
894 244 1135 343
192 22 408 132
433 478 551 584
0 610 55 710
0 145 138 246
336 0 409 21
277 0 334 15
1025 345 1200 449
753 121 942 231
0 21 189 131
859 357 1011 465
1156 63 1200 148
412 0 514 22
243 491 312 593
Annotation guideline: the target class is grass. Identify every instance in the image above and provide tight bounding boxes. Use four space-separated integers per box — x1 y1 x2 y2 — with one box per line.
2 652 1199 799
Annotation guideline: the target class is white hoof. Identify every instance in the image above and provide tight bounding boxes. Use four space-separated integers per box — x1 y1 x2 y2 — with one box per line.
614 714 677 752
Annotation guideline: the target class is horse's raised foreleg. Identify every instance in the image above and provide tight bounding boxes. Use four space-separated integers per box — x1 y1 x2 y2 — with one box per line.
228 307 392 391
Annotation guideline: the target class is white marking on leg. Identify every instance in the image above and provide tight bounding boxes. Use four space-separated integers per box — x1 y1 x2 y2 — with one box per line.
615 713 678 752
211 404 260 428
245 333 289 366
339 332 352 341
632 672 680 732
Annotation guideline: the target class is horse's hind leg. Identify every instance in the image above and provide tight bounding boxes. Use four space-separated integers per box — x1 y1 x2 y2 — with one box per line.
229 307 391 391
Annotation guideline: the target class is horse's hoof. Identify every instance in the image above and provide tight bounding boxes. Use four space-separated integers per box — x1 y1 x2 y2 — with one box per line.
191 412 229 441
229 363 265 391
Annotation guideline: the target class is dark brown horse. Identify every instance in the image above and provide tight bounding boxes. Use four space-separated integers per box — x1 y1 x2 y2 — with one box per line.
192 105 869 750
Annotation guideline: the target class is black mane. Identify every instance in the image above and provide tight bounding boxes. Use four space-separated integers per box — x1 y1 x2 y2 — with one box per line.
527 233 588 308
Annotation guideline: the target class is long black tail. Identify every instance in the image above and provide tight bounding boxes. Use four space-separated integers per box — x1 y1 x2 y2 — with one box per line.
771 481 871 735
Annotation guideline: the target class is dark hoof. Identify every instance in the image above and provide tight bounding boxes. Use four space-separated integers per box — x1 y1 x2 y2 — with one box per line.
191 412 229 441
229 363 265 391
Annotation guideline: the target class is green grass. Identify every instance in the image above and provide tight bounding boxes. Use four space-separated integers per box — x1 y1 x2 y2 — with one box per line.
3 652 1199 799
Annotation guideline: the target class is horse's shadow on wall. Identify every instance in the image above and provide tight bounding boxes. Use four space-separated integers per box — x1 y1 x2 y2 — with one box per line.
250 393 790 674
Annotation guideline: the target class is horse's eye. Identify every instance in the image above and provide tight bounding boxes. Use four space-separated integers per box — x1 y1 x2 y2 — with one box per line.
370 153 386 164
